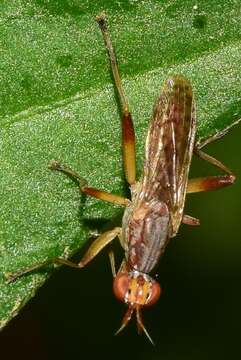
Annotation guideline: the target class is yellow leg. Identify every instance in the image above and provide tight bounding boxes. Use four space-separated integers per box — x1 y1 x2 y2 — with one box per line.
187 147 235 193
49 161 129 206
108 249 116 277
5 227 122 282
187 175 235 193
182 214 200 225
194 148 234 175
96 15 136 185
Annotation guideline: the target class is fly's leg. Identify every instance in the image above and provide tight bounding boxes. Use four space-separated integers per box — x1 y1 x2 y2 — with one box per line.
96 14 136 185
182 214 200 226
195 118 241 150
108 249 117 277
187 146 235 194
49 161 129 206
6 227 122 282
5 258 81 283
108 231 126 277
187 174 235 193
78 227 122 266
108 250 129 278
194 147 234 176
108 225 127 278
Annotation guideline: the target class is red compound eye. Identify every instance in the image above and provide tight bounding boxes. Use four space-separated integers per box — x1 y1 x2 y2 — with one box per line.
144 280 162 307
113 272 130 303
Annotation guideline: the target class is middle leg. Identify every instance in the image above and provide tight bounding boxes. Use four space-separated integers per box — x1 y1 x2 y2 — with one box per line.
49 161 129 206
187 145 235 194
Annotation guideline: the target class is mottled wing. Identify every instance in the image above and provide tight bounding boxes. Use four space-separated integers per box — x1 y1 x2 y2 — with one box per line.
140 75 196 235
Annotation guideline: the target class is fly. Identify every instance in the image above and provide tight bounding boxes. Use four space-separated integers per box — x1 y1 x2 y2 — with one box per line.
6 14 236 344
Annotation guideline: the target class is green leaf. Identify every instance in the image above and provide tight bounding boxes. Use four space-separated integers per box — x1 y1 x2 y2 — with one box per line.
0 0 241 329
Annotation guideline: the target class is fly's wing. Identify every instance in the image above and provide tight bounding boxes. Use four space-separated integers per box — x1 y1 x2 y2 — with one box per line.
140 75 196 236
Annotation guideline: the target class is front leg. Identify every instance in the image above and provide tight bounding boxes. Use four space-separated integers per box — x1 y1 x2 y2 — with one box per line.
5 227 122 282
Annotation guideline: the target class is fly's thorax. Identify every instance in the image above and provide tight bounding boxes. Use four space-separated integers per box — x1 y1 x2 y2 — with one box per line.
122 196 170 273
113 270 161 307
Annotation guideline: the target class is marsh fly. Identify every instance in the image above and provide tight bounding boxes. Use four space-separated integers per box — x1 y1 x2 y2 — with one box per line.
6 14 236 344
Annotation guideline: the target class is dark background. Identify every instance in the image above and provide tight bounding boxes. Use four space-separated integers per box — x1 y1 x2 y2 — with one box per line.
1 124 241 359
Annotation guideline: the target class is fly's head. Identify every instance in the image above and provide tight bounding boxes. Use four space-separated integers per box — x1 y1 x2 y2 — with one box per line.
113 270 161 307
113 270 161 344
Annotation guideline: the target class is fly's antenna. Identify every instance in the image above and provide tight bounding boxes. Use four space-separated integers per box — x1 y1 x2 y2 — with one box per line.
136 306 155 346
95 13 129 114
114 305 154 345
114 306 134 336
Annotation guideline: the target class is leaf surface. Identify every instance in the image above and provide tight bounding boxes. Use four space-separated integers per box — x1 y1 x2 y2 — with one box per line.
0 0 241 328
